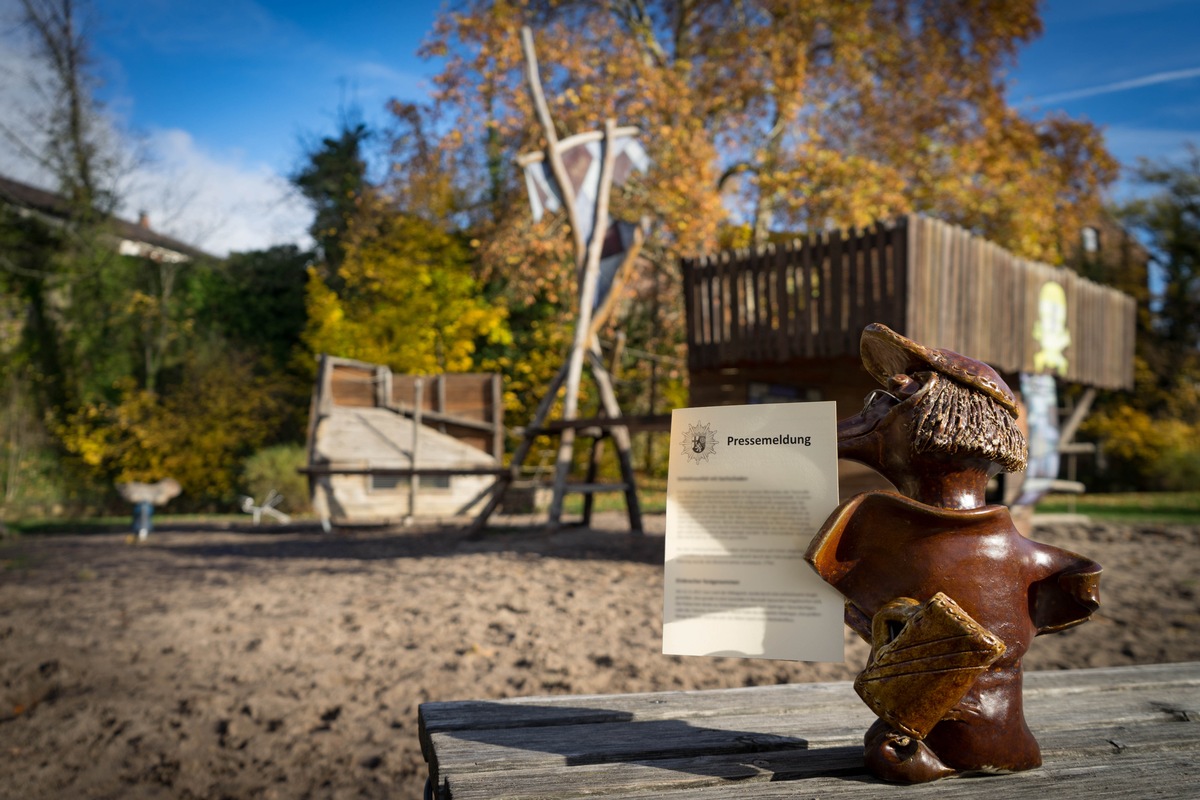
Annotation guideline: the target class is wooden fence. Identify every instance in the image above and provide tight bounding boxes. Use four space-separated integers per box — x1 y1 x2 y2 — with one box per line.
682 215 1136 390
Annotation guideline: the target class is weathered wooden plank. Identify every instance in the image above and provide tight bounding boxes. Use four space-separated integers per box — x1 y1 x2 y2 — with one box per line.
490 373 504 457
893 215 910 332
329 363 377 407
682 258 697 367
423 664 1200 799
592 745 1200 800
687 258 702 367
748 246 764 361
844 225 859 352
422 663 1200 738
435 744 865 799
870 219 886 329
699 257 716 368
912 214 929 342
827 230 844 357
424 674 1200 772
800 234 817 357
715 250 734 367
421 682 861 740
998 244 1017 371
772 243 789 360
434 716 1200 800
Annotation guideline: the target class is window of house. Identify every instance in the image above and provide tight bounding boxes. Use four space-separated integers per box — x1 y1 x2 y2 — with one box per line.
370 473 451 491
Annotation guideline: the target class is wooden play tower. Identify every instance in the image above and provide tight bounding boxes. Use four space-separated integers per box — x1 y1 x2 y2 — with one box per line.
473 27 649 533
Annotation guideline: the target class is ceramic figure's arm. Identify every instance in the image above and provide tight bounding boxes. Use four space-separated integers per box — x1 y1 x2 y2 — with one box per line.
1029 544 1101 634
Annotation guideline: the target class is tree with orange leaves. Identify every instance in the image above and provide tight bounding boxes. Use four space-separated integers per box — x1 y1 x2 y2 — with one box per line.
385 0 1117 429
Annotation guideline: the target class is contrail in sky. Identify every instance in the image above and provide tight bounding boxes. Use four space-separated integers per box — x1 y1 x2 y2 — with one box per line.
1021 66 1200 106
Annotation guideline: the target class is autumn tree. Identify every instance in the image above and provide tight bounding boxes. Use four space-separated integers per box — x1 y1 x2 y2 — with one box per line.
1 0 127 413
390 0 1116 432
0 0 152 511
303 194 510 375
420 1 1115 253
59 355 296 504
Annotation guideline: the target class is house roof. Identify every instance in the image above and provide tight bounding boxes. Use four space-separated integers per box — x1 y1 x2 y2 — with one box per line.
0 173 213 261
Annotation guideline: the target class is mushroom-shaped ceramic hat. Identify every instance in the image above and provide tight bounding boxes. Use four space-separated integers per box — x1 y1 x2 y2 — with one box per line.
859 323 1019 418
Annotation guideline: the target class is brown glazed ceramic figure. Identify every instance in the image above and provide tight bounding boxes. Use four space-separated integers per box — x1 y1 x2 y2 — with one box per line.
805 323 1102 784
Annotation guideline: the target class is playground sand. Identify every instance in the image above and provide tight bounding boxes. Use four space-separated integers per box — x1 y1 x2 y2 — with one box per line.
2 514 1198 798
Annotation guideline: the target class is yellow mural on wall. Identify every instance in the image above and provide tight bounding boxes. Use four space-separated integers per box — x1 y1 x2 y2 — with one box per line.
1033 281 1070 375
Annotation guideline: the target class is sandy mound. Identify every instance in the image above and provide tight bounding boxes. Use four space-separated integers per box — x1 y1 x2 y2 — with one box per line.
2 514 1197 798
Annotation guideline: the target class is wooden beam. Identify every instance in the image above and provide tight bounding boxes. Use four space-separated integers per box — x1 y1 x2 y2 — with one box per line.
516 127 641 167
299 466 508 477
1058 387 1096 448
549 118 620 526
532 413 672 434
588 223 646 338
520 25 583 259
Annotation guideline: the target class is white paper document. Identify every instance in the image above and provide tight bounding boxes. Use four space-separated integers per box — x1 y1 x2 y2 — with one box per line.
662 402 845 662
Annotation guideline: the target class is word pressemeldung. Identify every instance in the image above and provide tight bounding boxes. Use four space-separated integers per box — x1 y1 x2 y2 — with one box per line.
726 434 812 447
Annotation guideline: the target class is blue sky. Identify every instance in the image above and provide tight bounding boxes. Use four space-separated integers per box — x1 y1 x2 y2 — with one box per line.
2 0 1199 254
1011 1 1200 178
89 0 439 175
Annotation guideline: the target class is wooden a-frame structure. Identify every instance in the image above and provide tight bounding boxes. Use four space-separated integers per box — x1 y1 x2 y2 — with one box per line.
473 27 646 533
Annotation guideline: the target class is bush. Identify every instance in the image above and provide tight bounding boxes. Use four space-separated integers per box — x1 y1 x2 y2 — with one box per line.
57 357 297 510
241 444 310 514
1084 405 1200 491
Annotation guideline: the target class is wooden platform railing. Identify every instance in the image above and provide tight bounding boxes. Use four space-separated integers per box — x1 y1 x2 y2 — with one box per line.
682 215 1137 390
682 219 907 369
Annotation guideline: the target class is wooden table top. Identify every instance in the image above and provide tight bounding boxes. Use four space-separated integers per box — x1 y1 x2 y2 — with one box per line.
420 661 1200 799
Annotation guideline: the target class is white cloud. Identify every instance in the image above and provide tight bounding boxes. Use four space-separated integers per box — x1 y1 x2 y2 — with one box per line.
123 128 313 256
1 4 309 257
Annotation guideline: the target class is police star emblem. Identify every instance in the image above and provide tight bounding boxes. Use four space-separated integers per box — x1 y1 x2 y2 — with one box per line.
681 421 718 464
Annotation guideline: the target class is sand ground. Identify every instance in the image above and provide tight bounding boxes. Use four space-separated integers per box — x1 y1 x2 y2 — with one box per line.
2 513 1198 799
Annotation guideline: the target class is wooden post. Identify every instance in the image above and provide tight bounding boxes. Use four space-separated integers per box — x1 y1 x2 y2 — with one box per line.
645 359 658 474
548 118 620 526
521 26 584 265
490 373 503 460
586 335 643 533
408 377 423 523
588 224 646 338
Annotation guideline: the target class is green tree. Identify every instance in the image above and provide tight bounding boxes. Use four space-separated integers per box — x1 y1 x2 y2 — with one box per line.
1121 146 1200 416
197 244 313 368
1083 146 1200 490
2 2 317 512
1 0 131 414
293 120 371 274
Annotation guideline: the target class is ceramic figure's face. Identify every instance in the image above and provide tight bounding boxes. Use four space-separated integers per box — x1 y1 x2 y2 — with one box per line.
837 371 936 477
